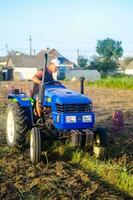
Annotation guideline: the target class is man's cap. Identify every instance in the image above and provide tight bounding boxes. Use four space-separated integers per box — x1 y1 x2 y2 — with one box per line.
50 58 60 66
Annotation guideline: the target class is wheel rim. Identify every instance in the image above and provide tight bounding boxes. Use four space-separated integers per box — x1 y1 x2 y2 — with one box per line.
95 135 100 145
30 131 34 161
93 135 101 158
7 111 15 144
93 146 101 158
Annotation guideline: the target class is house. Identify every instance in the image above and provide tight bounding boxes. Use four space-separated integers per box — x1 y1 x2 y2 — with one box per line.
0 52 39 80
0 56 8 67
36 48 75 68
118 58 133 75
0 56 10 80
5 53 38 80
2 48 75 81
124 61 133 75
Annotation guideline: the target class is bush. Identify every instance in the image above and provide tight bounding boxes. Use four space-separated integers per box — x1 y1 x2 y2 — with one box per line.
88 75 133 90
0 71 2 81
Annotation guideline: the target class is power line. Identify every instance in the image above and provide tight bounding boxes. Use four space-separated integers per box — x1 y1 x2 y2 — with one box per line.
0 36 133 44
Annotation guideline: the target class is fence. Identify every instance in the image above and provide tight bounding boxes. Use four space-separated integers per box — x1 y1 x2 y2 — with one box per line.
65 69 101 81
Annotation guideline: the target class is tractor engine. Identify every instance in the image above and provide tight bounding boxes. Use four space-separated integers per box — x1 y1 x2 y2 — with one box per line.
43 84 95 131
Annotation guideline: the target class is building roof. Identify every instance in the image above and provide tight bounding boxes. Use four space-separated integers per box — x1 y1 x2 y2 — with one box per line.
7 54 39 68
5 48 75 68
36 48 75 67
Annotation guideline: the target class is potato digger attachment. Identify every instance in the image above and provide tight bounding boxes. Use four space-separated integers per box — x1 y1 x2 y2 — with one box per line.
6 53 107 164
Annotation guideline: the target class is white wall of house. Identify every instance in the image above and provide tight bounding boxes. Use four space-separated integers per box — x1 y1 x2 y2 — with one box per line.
125 69 133 75
14 67 38 80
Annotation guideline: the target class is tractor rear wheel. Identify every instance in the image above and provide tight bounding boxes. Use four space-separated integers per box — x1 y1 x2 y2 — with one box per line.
6 103 30 149
30 127 41 164
93 128 107 159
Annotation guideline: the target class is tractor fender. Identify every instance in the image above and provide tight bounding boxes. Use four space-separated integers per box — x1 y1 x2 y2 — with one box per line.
8 95 34 107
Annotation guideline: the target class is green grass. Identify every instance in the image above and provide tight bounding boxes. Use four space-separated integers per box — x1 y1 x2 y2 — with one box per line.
79 155 133 196
54 143 133 197
87 76 133 90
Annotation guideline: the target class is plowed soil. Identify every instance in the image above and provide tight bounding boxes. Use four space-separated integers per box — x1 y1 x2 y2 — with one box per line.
0 81 133 200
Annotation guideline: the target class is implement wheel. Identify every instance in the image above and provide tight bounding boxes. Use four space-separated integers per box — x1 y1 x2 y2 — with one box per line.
93 128 107 159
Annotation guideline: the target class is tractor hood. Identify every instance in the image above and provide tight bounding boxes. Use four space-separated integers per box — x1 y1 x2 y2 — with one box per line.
45 86 92 104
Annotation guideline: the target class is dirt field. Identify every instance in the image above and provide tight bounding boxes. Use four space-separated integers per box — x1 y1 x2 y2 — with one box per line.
0 81 133 200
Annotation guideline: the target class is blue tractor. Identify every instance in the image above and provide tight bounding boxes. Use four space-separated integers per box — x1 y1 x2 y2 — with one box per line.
6 54 107 164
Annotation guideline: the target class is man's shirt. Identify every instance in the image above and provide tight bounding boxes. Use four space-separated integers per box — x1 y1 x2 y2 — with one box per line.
32 69 54 96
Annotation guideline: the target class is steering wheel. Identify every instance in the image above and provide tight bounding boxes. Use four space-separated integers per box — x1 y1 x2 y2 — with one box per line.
44 81 62 86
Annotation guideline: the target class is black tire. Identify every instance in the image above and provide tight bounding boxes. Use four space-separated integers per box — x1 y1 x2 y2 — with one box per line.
93 128 107 159
30 127 41 164
6 103 30 148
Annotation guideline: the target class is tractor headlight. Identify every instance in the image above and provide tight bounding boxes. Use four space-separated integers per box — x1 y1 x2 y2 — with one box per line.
66 116 76 123
82 115 92 122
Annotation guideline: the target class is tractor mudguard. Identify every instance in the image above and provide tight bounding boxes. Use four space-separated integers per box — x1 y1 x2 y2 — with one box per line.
8 94 34 107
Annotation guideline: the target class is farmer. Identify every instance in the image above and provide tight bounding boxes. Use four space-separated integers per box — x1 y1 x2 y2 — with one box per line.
31 58 59 96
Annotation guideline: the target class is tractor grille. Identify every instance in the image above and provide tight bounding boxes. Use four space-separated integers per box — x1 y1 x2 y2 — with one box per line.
56 104 92 113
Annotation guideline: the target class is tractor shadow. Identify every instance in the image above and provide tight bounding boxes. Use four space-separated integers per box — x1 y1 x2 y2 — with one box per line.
40 142 133 200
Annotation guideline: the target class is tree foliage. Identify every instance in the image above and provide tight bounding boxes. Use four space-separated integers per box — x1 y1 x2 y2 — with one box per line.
90 55 118 73
92 38 123 73
96 38 123 61
78 55 88 69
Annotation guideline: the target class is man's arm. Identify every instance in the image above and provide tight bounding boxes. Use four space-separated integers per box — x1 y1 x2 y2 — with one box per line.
31 70 42 85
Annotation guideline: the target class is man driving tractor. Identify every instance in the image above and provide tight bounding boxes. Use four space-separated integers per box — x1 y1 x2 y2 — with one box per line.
31 58 60 96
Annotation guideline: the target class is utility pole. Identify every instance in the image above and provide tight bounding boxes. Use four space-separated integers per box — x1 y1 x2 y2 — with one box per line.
77 49 80 67
5 43 8 54
29 35 32 56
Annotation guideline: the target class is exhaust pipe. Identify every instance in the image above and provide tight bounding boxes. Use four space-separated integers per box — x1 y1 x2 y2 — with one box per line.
80 77 85 94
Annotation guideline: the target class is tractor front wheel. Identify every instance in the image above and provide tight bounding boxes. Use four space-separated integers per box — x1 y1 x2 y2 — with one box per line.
30 127 41 164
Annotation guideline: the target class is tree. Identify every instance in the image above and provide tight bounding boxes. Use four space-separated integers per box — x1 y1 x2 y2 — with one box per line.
96 38 123 61
91 55 118 73
78 55 88 69
94 38 123 73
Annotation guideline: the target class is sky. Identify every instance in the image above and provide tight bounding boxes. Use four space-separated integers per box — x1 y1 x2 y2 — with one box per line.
0 0 133 63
